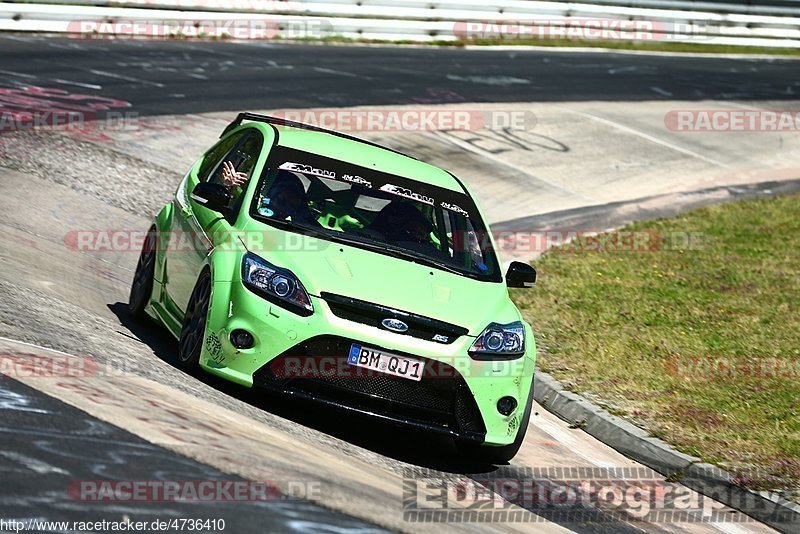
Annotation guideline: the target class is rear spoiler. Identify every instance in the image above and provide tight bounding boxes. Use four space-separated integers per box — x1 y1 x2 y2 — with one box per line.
220 112 416 159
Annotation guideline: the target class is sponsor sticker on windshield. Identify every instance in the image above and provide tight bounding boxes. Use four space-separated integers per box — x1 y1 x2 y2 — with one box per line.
440 201 470 217
379 184 434 206
270 147 480 220
279 161 335 179
341 173 372 188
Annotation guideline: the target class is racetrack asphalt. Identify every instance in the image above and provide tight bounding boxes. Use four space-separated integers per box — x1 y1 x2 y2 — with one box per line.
0 35 799 115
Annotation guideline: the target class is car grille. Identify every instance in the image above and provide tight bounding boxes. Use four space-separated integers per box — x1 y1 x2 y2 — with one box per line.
320 292 469 344
253 335 485 438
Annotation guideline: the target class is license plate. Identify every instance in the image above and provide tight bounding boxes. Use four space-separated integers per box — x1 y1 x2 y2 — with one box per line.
347 344 423 381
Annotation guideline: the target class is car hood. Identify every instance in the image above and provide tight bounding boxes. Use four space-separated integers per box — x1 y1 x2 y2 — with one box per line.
241 223 519 336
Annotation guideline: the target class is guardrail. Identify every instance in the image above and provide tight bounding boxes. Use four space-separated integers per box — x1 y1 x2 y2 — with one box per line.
1 0 799 47
11 0 800 17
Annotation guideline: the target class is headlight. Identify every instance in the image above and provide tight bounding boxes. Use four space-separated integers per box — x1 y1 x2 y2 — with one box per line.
242 252 313 316
469 321 525 360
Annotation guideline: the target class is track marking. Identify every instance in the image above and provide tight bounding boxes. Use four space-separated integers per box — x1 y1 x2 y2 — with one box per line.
0 35 41 42
428 130 596 203
608 66 641 75
0 69 36 79
446 74 530 86
0 451 69 475
313 67 366 79
0 335 78 358
52 78 103 90
561 107 731 169
651 86 673 97
87 69 164 88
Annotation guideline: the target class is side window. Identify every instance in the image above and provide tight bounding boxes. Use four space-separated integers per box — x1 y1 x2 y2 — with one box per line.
198 132 246 183
447 211 469 267
209 131 263 191
464 218 488 272
216 131 264 216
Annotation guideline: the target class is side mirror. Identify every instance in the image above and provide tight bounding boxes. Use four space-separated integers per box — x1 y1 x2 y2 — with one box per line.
191 182 232 214
506 261 536 288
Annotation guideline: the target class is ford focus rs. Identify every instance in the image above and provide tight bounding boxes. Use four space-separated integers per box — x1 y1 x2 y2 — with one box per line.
129 113 538 463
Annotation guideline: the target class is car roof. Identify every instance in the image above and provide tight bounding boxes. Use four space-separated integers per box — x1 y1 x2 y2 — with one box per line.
269 125 466 194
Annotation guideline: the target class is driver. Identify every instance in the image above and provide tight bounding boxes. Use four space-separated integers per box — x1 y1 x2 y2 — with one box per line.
369 201 433 245
259 170 318 226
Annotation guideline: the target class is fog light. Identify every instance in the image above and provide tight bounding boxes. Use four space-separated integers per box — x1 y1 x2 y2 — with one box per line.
230 329 254 349
497 396 517 416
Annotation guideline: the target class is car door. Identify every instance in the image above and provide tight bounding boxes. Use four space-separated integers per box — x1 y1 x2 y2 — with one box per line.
163 130 262 317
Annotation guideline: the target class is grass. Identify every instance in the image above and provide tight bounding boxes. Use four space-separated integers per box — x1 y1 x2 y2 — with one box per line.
510 193 800 497
52 25 800 56
448 38 800 56
289 36 800 56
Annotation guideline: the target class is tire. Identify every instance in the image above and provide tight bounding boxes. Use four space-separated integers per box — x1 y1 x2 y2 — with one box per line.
456 379 535 464
128 227 157 319
177 270 212 371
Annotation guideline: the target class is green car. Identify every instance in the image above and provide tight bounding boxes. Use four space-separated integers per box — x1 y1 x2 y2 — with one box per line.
129 113 538 463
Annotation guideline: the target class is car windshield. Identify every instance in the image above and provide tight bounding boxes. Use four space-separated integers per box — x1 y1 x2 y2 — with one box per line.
250 146 500 281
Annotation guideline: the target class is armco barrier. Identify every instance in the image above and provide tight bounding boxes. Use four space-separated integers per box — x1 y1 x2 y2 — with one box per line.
0 0 799 46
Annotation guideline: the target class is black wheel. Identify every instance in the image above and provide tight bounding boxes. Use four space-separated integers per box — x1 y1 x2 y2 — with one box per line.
128 227 157 319
456 379 535 464
177 271 212 370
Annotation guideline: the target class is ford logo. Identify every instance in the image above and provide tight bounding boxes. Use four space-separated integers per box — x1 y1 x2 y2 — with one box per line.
381 318 408 333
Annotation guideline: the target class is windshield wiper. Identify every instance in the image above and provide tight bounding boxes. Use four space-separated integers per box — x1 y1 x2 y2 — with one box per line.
254 215 326 236
333 235 465 276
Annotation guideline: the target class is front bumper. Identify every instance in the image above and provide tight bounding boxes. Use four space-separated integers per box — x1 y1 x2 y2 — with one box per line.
253 335 486 442
200 279 536 446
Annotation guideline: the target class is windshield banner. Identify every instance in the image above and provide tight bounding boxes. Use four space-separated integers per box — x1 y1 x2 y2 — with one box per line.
272 147 478 219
